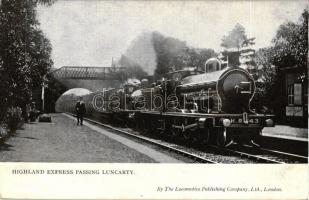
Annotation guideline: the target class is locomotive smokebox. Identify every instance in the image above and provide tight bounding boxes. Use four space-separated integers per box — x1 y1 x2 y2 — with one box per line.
217 68 255 113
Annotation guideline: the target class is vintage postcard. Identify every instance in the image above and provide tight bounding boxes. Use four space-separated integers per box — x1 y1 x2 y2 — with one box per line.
0 0 308 199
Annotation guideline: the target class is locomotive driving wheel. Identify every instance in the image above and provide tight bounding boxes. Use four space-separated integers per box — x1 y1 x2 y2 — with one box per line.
139 118 150 135
190 128 210 146
150 118 163 137
170 118 190 140
202 128 211 144
170 118 183 138
216 128 232 147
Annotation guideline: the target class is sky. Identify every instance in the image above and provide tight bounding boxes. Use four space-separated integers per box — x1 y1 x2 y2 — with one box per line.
37 0 307 70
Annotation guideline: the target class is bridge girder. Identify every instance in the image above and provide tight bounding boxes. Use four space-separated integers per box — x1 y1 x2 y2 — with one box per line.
51 66 125 80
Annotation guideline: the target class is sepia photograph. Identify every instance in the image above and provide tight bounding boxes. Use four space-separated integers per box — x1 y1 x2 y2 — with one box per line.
0 0 308 199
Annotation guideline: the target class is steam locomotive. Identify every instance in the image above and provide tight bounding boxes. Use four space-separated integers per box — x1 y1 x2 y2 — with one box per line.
58 57 275 147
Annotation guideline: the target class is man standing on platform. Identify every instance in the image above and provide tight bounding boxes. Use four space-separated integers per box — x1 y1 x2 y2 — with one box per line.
75 96 86 125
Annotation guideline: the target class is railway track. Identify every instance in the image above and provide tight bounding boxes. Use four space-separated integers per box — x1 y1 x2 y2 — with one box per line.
259 147 308 163
207 145 286 164
223 144 308 163
66 113 307 164
66 113 260 163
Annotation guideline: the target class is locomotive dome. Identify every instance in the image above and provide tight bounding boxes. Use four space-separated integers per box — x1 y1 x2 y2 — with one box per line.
205 58 222 73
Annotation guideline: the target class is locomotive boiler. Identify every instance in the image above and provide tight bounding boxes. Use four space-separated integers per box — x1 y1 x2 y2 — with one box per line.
131 58 274 146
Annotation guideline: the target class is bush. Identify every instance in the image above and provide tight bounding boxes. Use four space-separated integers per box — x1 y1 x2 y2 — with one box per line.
29 110 37 122
5 107 23 134
0 124 8 139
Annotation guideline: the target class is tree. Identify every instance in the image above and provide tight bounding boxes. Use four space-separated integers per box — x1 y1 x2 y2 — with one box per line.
173 48 216 71
44 73 67 113
0 0 55 120
252 47 278 112
253 8 308 115
271 8 308 120
28 29 53 90
192 48 216 71
271 8 308 72
221 23 248 49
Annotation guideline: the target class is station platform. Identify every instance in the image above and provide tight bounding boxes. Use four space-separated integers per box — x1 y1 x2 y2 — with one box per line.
0 113 182 163
262 125 308 142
